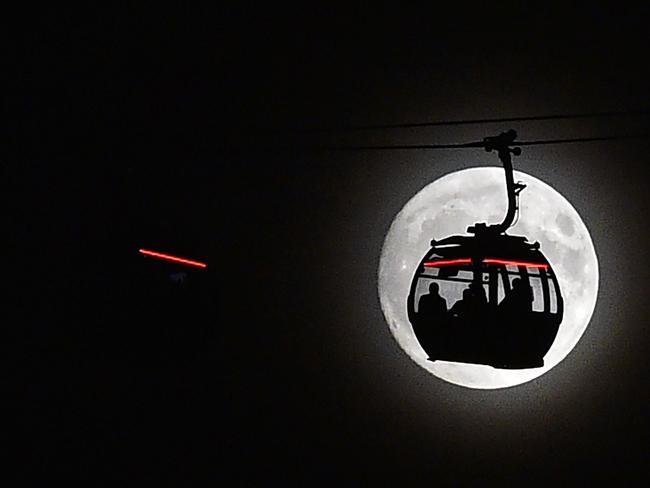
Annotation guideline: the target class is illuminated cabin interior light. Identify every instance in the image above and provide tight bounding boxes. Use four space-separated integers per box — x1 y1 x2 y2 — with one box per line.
138 248 207 268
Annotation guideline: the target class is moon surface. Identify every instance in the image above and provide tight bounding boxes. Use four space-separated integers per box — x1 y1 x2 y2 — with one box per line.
378 167 599 389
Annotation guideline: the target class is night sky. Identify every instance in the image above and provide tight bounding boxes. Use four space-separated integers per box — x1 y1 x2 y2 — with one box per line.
12 5 650 485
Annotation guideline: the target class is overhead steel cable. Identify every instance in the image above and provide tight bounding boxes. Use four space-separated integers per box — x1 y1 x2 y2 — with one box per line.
298 109 650 133
306 133 650 151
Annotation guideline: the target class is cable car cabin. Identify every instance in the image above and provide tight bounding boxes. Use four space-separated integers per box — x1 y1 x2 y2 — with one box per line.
407 231 563 369
405 129 566 369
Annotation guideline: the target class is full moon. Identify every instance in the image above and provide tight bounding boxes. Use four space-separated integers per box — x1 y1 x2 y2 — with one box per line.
378 167 599 389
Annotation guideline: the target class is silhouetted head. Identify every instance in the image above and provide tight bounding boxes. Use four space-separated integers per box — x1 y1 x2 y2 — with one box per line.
462 288 472 300
429 282 439 294
469 281 484 293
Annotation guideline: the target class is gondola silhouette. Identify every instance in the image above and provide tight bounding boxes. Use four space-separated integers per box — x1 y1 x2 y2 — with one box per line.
407 130 563 369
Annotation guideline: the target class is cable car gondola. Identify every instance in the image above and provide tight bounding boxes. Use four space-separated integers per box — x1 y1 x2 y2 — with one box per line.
406 130 564 369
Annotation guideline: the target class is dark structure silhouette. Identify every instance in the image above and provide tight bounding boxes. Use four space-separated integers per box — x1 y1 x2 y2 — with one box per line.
407 130 564 369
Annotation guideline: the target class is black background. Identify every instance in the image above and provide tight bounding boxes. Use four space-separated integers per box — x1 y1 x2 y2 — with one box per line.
11 4 650 485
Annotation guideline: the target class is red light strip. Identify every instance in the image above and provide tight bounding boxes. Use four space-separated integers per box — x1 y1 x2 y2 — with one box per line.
138 248 207 268
423 257 548 269
423 258 472 267
483 258 548 269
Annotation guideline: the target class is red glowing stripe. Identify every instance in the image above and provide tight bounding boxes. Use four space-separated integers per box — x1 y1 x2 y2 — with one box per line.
138 249 207 268
423 258 472 267
483 258 548 269
422 257 549 269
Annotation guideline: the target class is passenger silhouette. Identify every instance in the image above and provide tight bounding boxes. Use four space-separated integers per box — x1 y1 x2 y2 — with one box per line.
493 278 535 364
450 287 473 320
418 282 447 324
469 282 488 309
499 278 533 316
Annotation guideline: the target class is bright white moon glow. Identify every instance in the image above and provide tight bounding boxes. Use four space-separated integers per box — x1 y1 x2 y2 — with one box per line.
378 167 599 389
